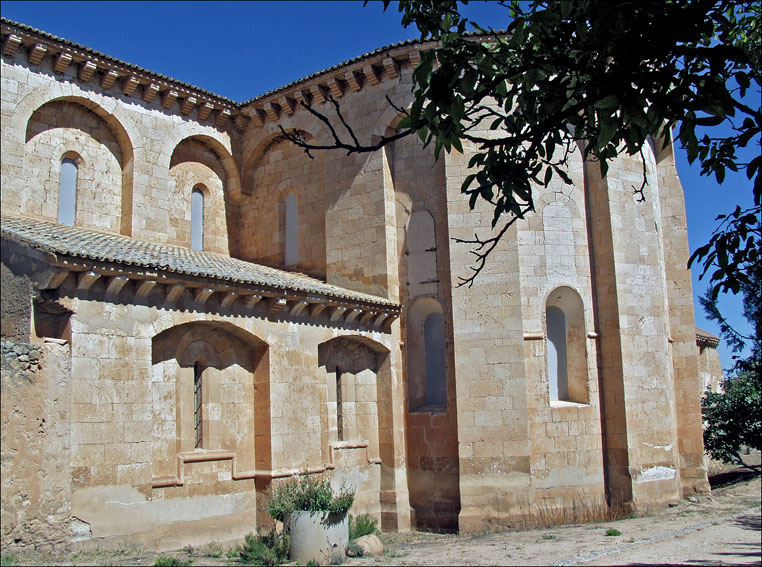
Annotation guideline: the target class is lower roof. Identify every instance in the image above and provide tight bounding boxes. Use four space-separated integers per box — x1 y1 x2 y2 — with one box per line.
1 214 398 311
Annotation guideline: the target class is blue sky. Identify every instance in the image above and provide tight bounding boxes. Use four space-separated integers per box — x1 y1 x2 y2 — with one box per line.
2 1 756 369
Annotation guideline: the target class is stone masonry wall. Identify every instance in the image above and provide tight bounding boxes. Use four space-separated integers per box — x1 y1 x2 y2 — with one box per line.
1 340 72 551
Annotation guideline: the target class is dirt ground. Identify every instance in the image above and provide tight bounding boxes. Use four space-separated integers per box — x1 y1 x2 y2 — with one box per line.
2 457 759 567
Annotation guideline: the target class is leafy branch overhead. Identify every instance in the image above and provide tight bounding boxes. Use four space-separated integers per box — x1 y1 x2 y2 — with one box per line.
284 0 761 289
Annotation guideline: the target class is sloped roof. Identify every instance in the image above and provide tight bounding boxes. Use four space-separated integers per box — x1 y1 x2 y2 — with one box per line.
696 326 721 348
1 215 397 309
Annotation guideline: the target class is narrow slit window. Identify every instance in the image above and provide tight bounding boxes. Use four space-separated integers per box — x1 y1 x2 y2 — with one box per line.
424 312 447 406
194 362 203 448
285 193 298 266
547 305 568 401
191 188 204 251
58 157 78 226
335 367 344 441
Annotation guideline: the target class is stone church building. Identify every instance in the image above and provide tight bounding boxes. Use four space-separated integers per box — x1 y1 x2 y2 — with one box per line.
1 18 722 551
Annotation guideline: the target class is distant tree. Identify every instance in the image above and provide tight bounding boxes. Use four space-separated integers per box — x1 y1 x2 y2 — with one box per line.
283 0 760 290
700 237 760 469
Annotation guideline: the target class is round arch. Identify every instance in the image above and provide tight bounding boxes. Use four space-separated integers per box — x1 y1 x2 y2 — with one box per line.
17 91 136 235
170 134 243 204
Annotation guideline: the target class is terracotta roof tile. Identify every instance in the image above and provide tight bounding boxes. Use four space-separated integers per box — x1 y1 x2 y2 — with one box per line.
1 215 397 309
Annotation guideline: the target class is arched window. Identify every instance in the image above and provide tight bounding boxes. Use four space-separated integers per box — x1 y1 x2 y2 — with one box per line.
191 187 204 251
546 287 588 404
58 157 78 226
193 361 203 448
407 297 447 411
285 193 298 266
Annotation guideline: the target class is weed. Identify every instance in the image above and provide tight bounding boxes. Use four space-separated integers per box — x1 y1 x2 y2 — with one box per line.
236 530 290 566
1 554 17 567
605 528 622 536
349 513 380 541
541 534 556 540
184 544 195 556
154 556 193 567
346 541 365 557
200 541 223 558
306 561 319 567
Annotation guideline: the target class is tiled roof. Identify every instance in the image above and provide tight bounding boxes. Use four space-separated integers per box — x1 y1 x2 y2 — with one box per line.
1 215 397 308
239 38 422 106
696 326 721 347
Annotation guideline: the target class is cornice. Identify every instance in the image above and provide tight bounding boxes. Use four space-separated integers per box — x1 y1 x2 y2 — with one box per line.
2 17 502 136
1 17 430 134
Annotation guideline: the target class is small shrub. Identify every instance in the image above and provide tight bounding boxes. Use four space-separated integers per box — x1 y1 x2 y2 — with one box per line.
605 528 622 536
346 541 365 557
267 474 354 523
1 554 17 567
541 534 556 540
154 556 192 567
236 530 290 566
201 541 223 558
349 514 380 541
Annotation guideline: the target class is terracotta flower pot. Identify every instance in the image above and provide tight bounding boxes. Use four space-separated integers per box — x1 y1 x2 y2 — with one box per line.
285 510 349 564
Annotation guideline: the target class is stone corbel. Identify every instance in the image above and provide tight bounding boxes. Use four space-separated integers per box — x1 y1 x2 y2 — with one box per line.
327 77 345 98
143 83 160 103
105 275 129 298
181 96 197 115
362 64 381 86
245 294 263 309
216 108 232 127
382 57 399 79
344 71 363 92
78 60 98 82
344 308 361 324
198 102 214 121
267 297 288 314
233 114 249 132
289 300 309 316
135 280 156 299
101 69 119 89
295 90 312 108
162 90 178 109
28 43 47 65
329 306 347 322
165 283 185 304
194 287 214 305
382 314 399 332
280 97 297 116
2 34 22 58
54 51 72 74
264 102 280 122
220 291 238 308
372 312 389 328
310 303 327 318
35 268 69 290
77 271 100 290
309 84 327 105
122 75 139 96
359 310 376 325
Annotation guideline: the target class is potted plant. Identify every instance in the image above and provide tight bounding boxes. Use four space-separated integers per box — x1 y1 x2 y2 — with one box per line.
267 474 355 564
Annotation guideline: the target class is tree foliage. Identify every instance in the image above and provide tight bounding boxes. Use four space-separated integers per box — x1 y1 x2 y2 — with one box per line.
701 370 761 467
285 0 759 289
700 219 760 468
392 0 761 286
